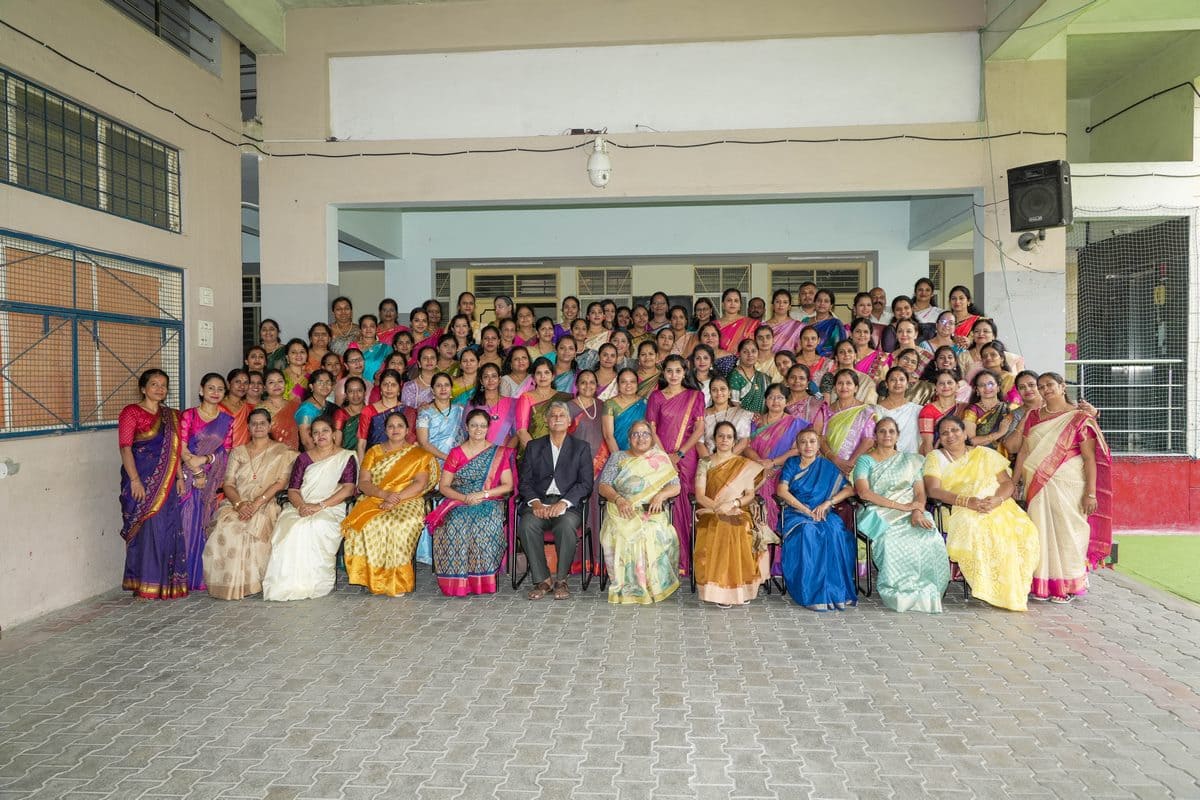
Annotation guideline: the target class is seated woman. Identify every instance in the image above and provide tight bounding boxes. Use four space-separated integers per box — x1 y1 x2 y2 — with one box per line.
694 421 771 607
852 417 950 613
342 410 439 596
262 416 358 602
203 408 298 600
923 415 1040 611
426 409 514 596
777 428 857 612
1013 372 1112 603
597 420 683 605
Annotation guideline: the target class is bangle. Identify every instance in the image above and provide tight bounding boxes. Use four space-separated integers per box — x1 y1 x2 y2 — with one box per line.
483 490 489 500
1086 494 1096 499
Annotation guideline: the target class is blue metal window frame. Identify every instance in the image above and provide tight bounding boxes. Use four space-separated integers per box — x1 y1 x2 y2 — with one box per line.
0 228 185 440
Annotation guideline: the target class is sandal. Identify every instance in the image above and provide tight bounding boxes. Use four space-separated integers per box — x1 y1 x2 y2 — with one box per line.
527 579 553 600
553 580 570 600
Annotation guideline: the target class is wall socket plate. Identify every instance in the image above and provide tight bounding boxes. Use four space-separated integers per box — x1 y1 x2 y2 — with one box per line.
198 320 214 348
198 286 214 307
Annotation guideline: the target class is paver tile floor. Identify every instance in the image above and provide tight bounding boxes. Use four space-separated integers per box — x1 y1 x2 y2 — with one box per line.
1 571 1199 799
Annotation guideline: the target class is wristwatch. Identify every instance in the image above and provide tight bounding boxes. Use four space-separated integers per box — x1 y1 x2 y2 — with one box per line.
675 449 684 458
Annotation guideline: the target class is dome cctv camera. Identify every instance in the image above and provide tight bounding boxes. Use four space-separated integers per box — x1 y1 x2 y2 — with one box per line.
587 137 611 188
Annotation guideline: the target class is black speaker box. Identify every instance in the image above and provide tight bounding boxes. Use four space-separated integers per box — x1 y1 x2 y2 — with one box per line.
1007 160 1072 232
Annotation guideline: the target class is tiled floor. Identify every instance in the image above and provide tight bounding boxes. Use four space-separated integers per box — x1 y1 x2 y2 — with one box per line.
1 569 1198 800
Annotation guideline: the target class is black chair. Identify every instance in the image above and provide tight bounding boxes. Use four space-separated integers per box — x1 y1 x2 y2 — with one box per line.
841 496 873 598
594 496 677 594
688 494 768 595
509 492 594 592
928 498 970 600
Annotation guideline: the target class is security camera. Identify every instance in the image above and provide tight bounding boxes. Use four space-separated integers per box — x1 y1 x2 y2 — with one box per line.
587 137 611 188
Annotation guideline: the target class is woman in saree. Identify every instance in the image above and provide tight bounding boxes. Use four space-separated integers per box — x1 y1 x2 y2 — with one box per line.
807 289 846 357
947 284 984 343
820 369 877 475
852 417 949 613
334 348 368 405
609 329 638 372
716 287 759 351
349 314 393 386
262 416 358 601
694 421 769 606
417 373 466 465
582 301 611 353
118 369 188 599
874 367 922 454
778 428 857 611
178 372 235 591
921 345 971 402
246 370 265 406
451 349 481 404
819 340 877 404
244 344 269 376
849 317 887 383
259 320 288 373
888 320 930 375
403 347 437 408
697 375 753 460
333 377 367 452
923 415 1040 611
921 311 960 361
667 305 696 356
598 420 683 604
328 296 360 356
1013 372 1112 603
752 326 783 382
692 297 716 331
306 322 333 373
689 344 717 406
296 369 337 452
476 325 504 369
500 346 533 399
512 306 539 347
784 364 825 427
653 327 676 367
358 369 412 464
434 334 462 377
634 340 660 397
911 277 942 326
528 316 558 361
963 370 1017 456
646 354 706 575
552 336 578 394
1003 370 1101 455
918 370 964 455
222 368 252 448
972 341 1020 403
894 348 935 404
280 338 310 401
467 363 518 448
203 409 297 600
447 313 476 358
696 323 738 376
878 295 914 354
727 338 770 414
408 307 434 351
571 370 609 572
342 411 438 596
516 358 574 457
602 368 649 455
594 343 620 400
766 288 805 353
747 383 810 534
793 326 829 386
964 318 1025 375
375 298 405 346
629 305 652 345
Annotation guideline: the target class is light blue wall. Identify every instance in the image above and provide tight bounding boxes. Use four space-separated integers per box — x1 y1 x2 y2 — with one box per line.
364 200 933 307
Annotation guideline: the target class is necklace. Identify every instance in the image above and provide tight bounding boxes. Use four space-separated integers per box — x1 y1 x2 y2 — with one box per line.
246 444 270 481
435 402 452 418
576 398 597 420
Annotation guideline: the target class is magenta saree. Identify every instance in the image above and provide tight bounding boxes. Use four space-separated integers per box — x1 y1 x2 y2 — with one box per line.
718 317 759 352
178 408 234 591
646 388 705 574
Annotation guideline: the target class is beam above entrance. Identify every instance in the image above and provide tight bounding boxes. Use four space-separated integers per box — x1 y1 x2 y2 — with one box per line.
192 0 285 54
983 0 1095 60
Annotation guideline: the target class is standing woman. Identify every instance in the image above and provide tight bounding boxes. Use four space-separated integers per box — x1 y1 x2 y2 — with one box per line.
306 323 333 373
918 370 964 455
766 289 805 353
468 363 518 448
342 411 438 596
258 369 300 450
820 369 877 476
609 329 638 372
246 370 265 406
888 320 930 375
692 297 716 331
582 302 611 353
262 416 358 601
1013 372 1112 603
911 277 942 326
417 373 466 464
975 341 1020 403
295 369 337 452
551 336 578 394
376 298 405 346
448 313 477 357
392 331 415 372
222 368 253 448
515 358 573 455
498 318 518 354
178 373 235 590
851 417 949 613
477 325 504 369
668 305 696 356
529 317 557 360
244 345 269 375
452 349 481 404
646 354 706 574
689 344 716 406
922 311 961 360
878 295 914 353
746 384 810 534
653 327 676 366
358 369 410 464
259 319 287 372
333 376 367 452
408 308 434 350
635 340 661 398
727 338 770 414
695 324 736 376
921 345 970 402
808 289 846 357
962 370 1016 455
850 318 887 382
697 375 753 458
819 341 877 404
716 288 759 352
793 327 828 386
492 295 514 324
118 369 188 599
556 295 581 341
602 368 649 456
947 284 984 344
777 428 857 612
202 408 297 600
693 421 770 606
351 314 393 384
328 296 359 356
784 364 824 428
426 409 515 596
500 346 533 399
403 347 437 409
281 338 310 401
514 304 538 347
875 367 922 454
923 415 1040 611
594 343 620 400
333 348 367 405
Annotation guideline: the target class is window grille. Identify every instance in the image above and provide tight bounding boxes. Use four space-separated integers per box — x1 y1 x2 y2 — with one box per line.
693 265 750 306
434 267 451 304
242 274 261 353
0 70 182 233
0 229 184 438
771 262 868 318
928 260 945 305
105 0 222 75
577 267 632 308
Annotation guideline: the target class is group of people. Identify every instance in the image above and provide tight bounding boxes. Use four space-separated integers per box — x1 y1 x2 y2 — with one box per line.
117 279 1112 614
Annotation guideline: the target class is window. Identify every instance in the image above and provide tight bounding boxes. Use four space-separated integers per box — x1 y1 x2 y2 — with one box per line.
242 274 261 353
0 230 184 438
435 267 451 305
577 267 632 308
693 265 750 307
105 0 222 75
469 269 559 320
0 70 182 233
771 260 870 321
928 260 945 306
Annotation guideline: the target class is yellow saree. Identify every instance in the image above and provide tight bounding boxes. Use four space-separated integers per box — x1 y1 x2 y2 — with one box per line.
694 456 769 605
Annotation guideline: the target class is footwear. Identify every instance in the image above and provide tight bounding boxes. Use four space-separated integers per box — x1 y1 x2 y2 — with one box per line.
527 579 553 600
1049 594 1074 604
553 580 570 600
716 603 733 609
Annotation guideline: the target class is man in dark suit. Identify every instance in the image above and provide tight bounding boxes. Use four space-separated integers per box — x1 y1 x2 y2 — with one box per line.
518 401 593 600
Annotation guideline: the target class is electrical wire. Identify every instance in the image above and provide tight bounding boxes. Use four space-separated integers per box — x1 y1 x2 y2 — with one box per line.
1085 81 1200 134
981 0 1098 33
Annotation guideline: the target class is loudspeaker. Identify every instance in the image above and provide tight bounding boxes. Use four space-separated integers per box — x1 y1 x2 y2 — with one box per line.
1007 160 1072 232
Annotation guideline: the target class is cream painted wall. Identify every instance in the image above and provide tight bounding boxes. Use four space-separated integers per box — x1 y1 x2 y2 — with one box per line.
0 0 242 628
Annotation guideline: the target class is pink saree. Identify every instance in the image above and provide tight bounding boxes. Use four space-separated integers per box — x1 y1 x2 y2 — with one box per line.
646 388 705 574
